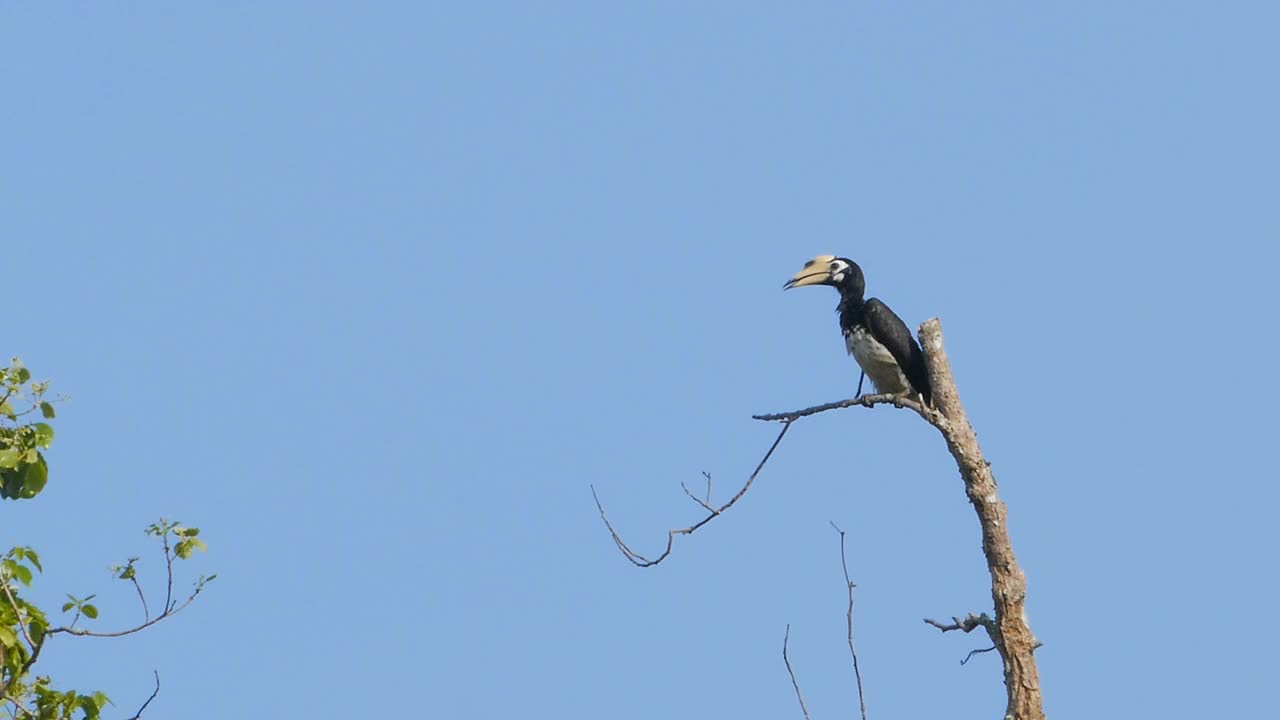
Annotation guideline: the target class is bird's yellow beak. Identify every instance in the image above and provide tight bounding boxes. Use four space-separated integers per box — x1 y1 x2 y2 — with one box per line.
783 254 838 290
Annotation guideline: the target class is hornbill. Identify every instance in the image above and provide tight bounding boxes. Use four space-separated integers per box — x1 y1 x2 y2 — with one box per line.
783 255 932 405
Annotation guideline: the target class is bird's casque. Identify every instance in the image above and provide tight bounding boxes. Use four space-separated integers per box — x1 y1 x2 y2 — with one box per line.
783 255 932 404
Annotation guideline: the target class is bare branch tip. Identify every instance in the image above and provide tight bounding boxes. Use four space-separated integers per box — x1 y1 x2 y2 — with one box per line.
961 646 998 666
781 624 812 720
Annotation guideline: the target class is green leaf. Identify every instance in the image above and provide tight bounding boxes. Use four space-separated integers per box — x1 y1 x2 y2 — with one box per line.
19 458 48 499
175 537 208 559
39 402 55 419
22 548 41 572
80 604 98 620
61 601 75 612
0 469 19 499
0 449 20 469
78 695 103 719
31 423 54 449
10 563 32 587
0 626 15 647
14 367 30 384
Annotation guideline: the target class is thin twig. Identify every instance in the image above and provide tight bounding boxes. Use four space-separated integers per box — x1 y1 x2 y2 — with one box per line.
752 393 948 432
782 625 812 720
124 671 160 720
131 575 150 622
592 421 792 567
962 646 998 665
161 532 174 613
831 523 868 720
4 694 32 719
678 480 718 515
702 471 712 504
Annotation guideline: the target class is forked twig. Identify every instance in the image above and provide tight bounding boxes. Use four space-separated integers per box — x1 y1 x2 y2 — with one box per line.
591 421 792 567
831 523 868 720
923 613 993 634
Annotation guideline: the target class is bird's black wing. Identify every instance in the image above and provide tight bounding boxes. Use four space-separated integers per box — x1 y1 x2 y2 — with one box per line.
863 298 932 404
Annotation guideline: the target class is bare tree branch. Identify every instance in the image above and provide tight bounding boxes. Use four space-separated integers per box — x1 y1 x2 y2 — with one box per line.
678 480 718 515
752 393 940 425
782 625 812 720
923 613 994 635
962 646 998 666
830 523 867 720
123 671 160 720
591 420 792 567
925 612 1001 664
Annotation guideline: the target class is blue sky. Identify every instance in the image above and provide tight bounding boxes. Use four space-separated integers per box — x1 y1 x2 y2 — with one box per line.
3 2 1278 717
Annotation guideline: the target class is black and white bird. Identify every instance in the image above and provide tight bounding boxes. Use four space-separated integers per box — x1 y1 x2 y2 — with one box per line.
783 255 932 405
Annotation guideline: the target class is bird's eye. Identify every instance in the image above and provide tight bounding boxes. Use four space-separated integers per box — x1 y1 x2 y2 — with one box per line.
803 260 816 268
829 262 840 270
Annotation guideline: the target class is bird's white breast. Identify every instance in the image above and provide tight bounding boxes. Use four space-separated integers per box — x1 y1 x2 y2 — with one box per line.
845 327 912 395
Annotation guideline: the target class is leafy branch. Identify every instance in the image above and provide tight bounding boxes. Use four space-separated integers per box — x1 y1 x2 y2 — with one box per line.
49 520 215 640
0 521 213 719
0 357 59 501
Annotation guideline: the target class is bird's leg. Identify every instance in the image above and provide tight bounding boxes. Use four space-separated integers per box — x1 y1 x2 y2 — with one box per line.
855 371 866 400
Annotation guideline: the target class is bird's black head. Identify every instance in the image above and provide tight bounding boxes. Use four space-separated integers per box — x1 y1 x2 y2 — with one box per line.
783 255 865 300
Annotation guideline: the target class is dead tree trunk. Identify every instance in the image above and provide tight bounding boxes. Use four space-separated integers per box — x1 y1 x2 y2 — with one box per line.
918 318 1044 720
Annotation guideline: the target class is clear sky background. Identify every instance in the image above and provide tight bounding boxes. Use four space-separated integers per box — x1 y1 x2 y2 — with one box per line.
2 2 1277 718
